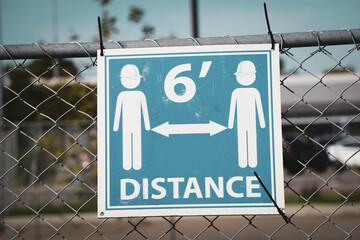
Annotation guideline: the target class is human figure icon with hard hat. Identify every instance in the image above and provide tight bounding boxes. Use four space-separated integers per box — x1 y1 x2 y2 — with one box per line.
113 64 150 170
228 60 265 168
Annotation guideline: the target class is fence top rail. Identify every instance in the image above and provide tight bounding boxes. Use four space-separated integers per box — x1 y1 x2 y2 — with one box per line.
0 29 359 60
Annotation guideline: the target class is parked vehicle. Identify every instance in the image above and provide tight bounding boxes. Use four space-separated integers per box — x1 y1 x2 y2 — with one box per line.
283 133 331 174
313 134 345 146
326 136 360 168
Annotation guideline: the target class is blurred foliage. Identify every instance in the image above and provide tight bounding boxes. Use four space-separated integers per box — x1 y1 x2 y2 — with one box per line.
3 59 96 122
7 197 97 216
101 10 119 39
142 24 155 39
128 6 144 23
285 187 360 204
94 0 155 40
27 58 77 78
128 6 156 39
2 58 97 186
95 0 111 6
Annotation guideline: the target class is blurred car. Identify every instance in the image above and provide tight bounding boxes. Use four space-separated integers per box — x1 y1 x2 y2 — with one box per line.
326 136 360 167
314 134 345 146
283 133 331 174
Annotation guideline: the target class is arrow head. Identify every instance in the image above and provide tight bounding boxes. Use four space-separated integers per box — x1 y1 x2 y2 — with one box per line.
209 121 227 136
152 122 170 137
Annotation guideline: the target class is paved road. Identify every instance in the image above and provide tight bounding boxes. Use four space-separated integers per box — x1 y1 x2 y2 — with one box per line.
1 204 359 240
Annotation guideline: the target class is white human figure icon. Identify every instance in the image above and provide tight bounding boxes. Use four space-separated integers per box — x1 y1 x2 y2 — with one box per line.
228 61 265 168
113 64 150 170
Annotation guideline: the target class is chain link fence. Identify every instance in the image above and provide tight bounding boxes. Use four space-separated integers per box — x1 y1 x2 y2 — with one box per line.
1 29 360 239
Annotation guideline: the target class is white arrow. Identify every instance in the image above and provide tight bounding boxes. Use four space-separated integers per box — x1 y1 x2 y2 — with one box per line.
152 121 227 137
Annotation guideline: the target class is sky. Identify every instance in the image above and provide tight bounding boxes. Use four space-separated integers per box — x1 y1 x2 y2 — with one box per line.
0 0 360 73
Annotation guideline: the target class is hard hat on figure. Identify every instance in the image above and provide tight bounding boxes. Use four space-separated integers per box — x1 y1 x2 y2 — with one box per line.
120 64 142 89
234 61 256 86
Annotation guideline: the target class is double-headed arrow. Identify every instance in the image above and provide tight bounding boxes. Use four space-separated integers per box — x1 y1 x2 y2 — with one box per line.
152 121 227 137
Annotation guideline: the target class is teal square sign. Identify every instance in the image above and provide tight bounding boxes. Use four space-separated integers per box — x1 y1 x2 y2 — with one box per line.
98 44 284 217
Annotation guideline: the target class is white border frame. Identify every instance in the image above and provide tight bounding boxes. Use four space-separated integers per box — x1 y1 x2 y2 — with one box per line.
97 44 284 218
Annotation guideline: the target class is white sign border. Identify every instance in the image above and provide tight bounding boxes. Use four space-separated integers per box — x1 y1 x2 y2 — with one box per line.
97 44 284 218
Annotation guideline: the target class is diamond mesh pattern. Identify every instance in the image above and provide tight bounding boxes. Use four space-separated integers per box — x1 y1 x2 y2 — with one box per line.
1 36 360 239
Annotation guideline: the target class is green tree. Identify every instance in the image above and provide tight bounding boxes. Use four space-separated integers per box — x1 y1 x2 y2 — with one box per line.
128 6 155 39
2 59 97 186
142 24 155 39
95 0 111 5
95 0 118 39
95 0 155 40
101 10 119 39
128 6 144 23
2 58 83 122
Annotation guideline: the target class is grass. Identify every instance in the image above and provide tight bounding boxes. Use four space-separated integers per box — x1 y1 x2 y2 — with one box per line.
4 190 359 216
4 199 97 216
285 188 360 204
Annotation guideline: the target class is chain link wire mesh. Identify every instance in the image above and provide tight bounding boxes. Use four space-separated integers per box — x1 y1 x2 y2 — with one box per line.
1 30 360 239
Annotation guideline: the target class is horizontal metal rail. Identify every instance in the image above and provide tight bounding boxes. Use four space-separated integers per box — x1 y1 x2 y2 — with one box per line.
0 29 359 60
